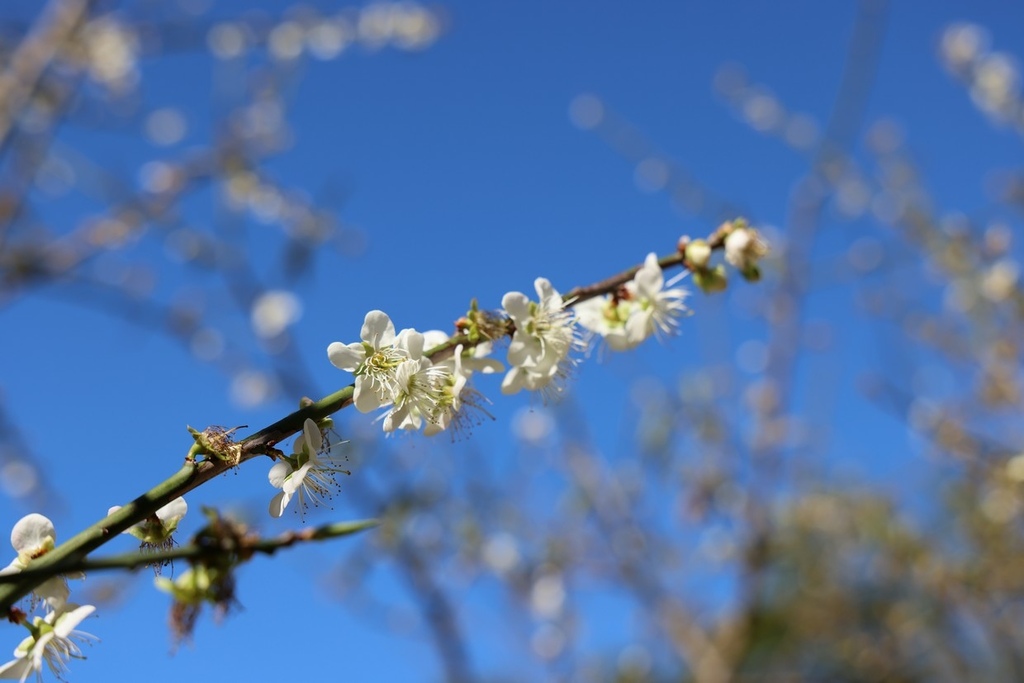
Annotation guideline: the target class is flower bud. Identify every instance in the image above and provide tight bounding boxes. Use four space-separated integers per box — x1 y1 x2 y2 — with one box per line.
693 265 728 293
725 227 769 272
685 239 712 269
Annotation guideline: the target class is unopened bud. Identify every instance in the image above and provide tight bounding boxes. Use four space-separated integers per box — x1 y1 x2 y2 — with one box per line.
693 265 728 293
685 239 712 268
725 227 769 272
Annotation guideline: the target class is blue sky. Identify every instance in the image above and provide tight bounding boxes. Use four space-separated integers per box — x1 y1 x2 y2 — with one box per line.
1 1 1022 680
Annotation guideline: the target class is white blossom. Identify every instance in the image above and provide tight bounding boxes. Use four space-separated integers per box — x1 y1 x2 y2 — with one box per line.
107 497 187 547
724 226 769 274
576 253 689 351
382 358 448 433
268 419 347 518
424 346 469 436
327 310 425 413
574 295 635 351
0 603 96 682
420 333 500 436
0 515 82 612
501 278 583 395
624 252 690 344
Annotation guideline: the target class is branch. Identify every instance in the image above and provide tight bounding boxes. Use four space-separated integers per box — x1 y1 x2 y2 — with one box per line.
0 227 754 612
0 519 378 581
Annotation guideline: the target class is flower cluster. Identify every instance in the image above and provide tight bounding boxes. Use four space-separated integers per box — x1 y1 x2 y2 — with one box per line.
0 603 96 682
683 218 770 292
324 241 721 435
0 230 769 673
328 311 503 435
0 515 97 681
0 501 190 679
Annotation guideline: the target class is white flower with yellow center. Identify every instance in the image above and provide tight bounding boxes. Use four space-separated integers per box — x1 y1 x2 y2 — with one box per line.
575 295 636 351
327 310 424 413
0 603 96 682
624 252 690 345
577 253 690 351
420 332 500 436
501 277 583 395
382 357 449 432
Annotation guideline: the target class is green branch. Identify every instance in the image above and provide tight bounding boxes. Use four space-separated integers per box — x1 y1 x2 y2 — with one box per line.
0 519 378 582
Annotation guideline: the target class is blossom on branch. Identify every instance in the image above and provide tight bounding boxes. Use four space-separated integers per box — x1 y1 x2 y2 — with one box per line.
501 277 583 396
382 357 449 433
0 603 96 682
423 348 469 436
575 295 634 351
327 310 425 413
268 419 348 518
107 497 188 551
627 252 691 343
0 515 83 612
576 253 690 351
724 223 769 281
419 332 500 437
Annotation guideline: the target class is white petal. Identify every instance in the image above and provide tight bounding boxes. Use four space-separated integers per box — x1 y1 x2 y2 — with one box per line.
625 310 654 345
634 253 664 296
282 463 312 495
501 292 531 323
156 497 188 524
534 277 561 308
268 461 292 489
268 491 291 518
327 341 365 372
421 330 449 349
362 310 395 349
501 367 526 395
35 577 69 610
301 418 322 454
10 514 54 553
0 656 32 679
604 327 636 351
507 334 543 368
396 329 424 359
354 376 387 413
465 343 503 374
573 297 606 333
53 604 95 637
31 634 53 667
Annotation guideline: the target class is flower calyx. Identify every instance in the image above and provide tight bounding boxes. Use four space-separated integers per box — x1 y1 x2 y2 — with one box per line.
186 425 245 466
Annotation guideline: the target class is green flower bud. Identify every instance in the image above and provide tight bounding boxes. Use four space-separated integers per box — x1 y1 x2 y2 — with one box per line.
693 265 728 293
